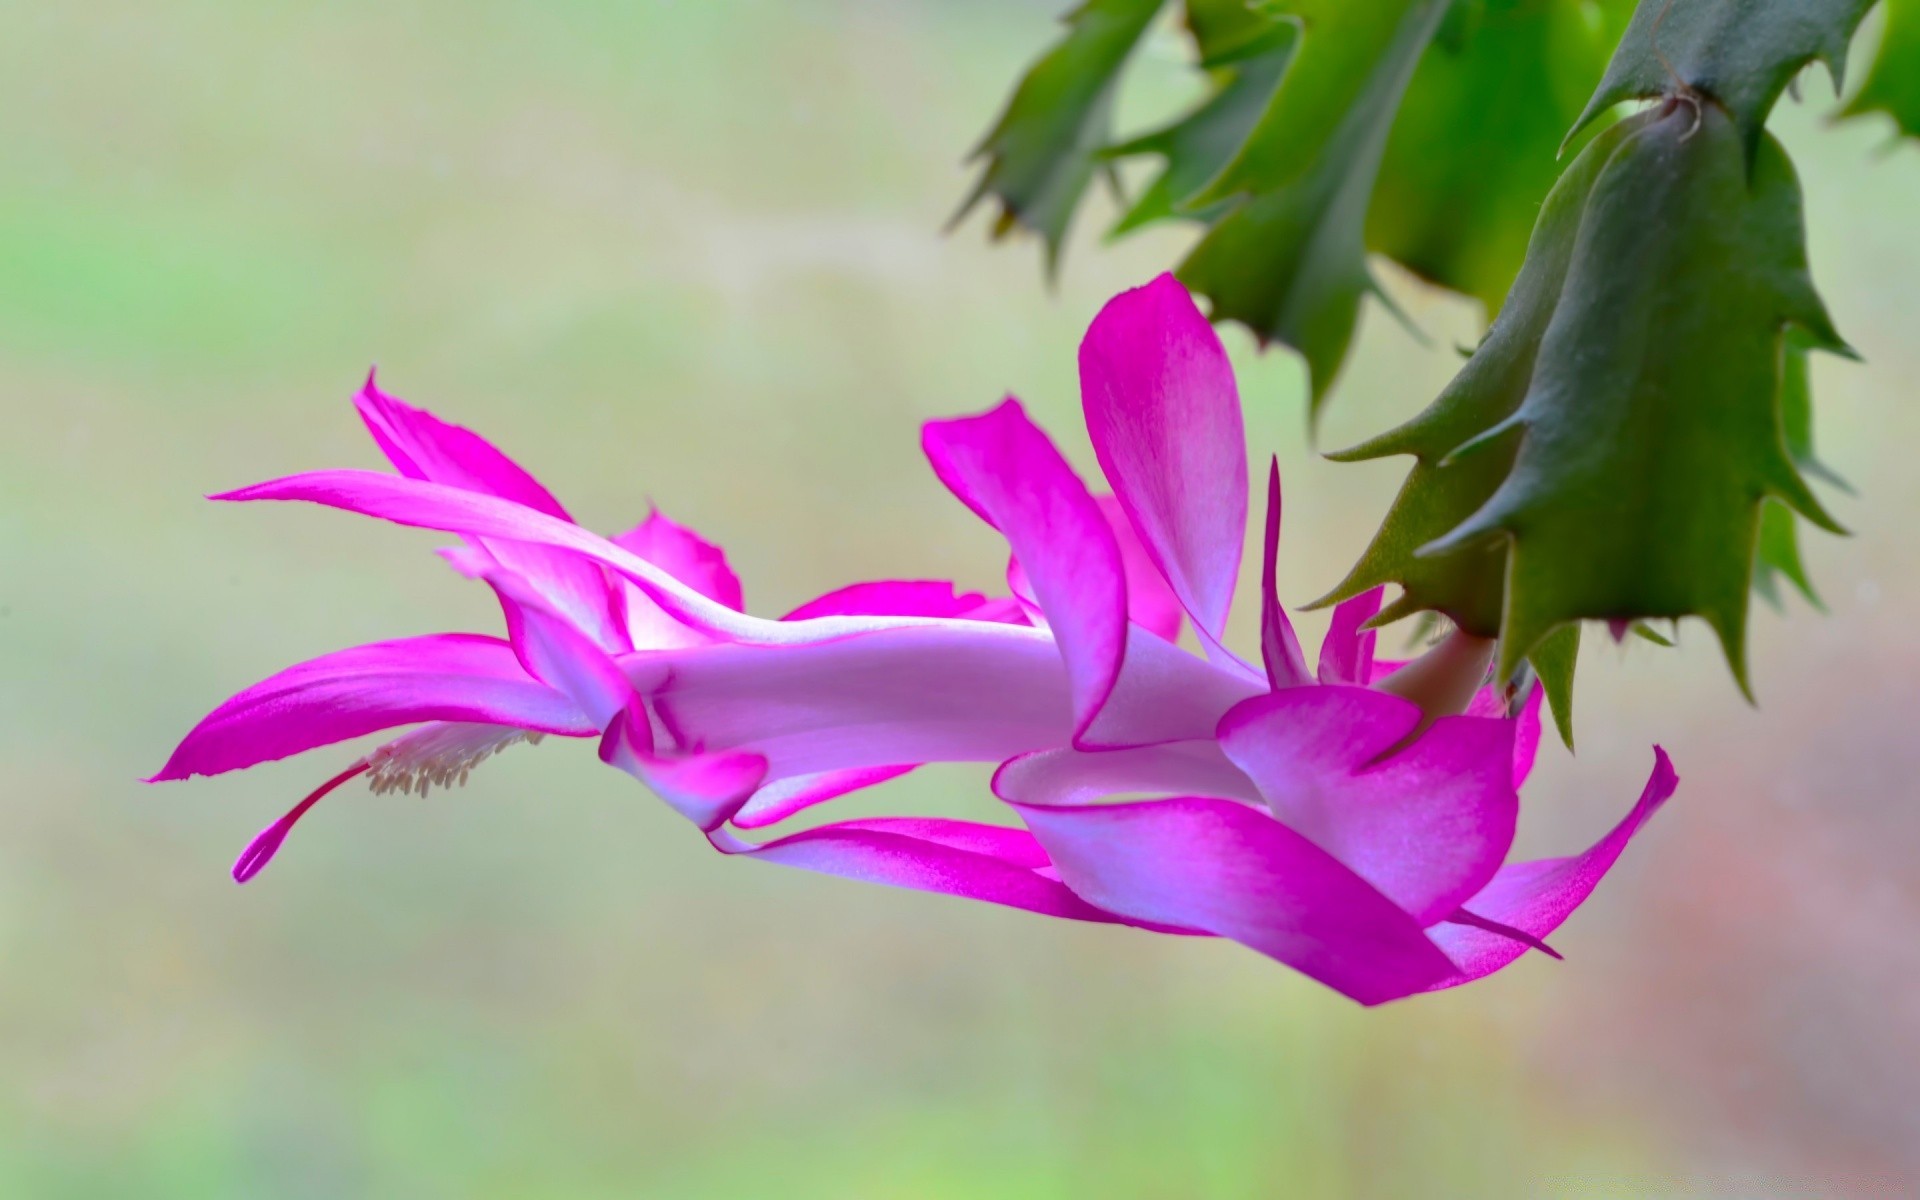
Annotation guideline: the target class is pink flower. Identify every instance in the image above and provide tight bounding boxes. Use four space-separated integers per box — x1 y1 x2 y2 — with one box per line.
159 276 1676 1004
153 376 1013 879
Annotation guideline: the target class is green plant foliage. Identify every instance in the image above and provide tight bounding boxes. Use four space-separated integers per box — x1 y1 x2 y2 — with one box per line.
1430 105 1847 691
1753 338 1850 608
1317 115 1644 638
1177 0 1453 416
1103 13 1298 236
1528 623 1581 747
1326 104 1849 703
1367 0 1630 314
1843 0 1920 138
954 0 1166 275
1571 0 1877 156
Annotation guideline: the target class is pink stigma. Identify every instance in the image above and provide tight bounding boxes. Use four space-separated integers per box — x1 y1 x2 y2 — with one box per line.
232 761 371 884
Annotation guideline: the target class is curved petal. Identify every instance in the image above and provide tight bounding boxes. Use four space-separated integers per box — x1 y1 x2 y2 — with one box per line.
355 375 572 519
151 634 594 782
923 399 1128 743
710 818 1131 925
1367 655 1545 789
1428 748 1679 988
487 571 634 728
1100 495 1183 642
612 507 744 610
1217 688 1518 926
782 580 989 622
1509 686 1545 790
1258 458 1311 687
992 740 1261 808
1011 795 1459 1005
731 765 918 830
1079 274 1247 656
354 380 626 649
1318 587 1383 686
599 698 767 830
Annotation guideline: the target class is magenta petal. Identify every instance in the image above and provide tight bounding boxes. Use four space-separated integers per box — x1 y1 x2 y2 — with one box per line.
1079 274 1248 656
992 740 1261 808
731 765 918 829
1098 495 1183 642
600 699 767 829
1318 586 1383 686
1011 796 1458 1005
781 580 988 622
1510 686 1544 789
356 375 573 519
922 399 1128 743
710 817 1127 924
1217 688 1518 925
356 379 625 649
1428 748 1680 987
151 634 594 782
1258 459 1312 688
612 508 744 610
487 572 635 728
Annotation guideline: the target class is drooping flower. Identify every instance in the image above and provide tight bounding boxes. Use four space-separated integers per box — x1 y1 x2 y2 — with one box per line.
159 276 1676 1004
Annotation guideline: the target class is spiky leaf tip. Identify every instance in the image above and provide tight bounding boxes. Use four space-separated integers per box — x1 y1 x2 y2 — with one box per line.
1841 0 1920 140
1570 0 1878 158
955 0 1167 276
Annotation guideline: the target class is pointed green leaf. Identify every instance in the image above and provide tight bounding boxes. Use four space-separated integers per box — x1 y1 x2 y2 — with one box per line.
1191 0 1452 206
1630 622 1677 647
1753 339 1840 609
1176 0 1452 413
1529 623 1580 750
1571 0 1876 155
1420 105 1846 691
1104 32 1297 236
1367 0 1629 313
1842 0 1920 139
955 0 1167 274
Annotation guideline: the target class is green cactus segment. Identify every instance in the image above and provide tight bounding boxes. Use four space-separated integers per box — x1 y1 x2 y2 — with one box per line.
1843 0 1920 139
1570 0 1877 157
1104 28 1297 236
1367 0 1628 315
1176 0 1452 413
1316 113 1646 636
954 0 1167 275
1424 104 1846 692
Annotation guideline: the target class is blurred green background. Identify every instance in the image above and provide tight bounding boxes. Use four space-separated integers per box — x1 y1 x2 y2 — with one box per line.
4 2 1918 1195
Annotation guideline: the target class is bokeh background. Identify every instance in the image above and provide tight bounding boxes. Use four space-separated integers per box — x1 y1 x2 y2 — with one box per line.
4 2 1918 1195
